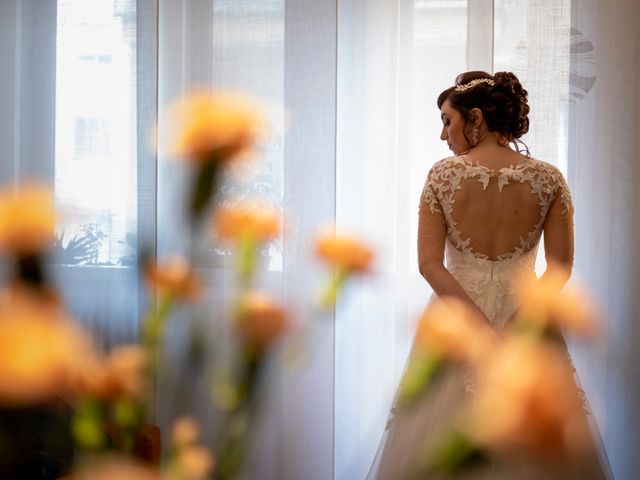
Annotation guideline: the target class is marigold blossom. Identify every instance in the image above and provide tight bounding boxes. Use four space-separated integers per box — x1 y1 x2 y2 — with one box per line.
172 416 201 447
103 345 147 400
235 291 288 349
176 445 215 480
212 201 280 244
69 455 159 480
167 91 263 165
415 297 496 363
145 256 201 301
0 184 56 255
71 344 146 401
514 263 597 336
314 230 374 274
0 310 91 405
466 337 591 460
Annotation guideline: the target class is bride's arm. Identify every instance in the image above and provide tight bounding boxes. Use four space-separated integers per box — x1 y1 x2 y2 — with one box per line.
541 189 574 285
417 200 491 324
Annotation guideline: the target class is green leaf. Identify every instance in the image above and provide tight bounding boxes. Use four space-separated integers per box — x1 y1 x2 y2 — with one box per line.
113 399 142 429
425 430 487 474
398 353 441 406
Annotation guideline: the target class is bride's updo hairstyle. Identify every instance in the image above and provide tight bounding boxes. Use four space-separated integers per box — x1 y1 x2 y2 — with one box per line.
437 71 530 151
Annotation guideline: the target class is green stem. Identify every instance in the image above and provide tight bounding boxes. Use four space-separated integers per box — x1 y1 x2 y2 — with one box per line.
319 266 349 310
215 408 250 480
213 349 263 479
141 293 175 402
235 236 258 287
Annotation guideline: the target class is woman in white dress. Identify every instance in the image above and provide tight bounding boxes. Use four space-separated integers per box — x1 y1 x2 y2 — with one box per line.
369 71 609 479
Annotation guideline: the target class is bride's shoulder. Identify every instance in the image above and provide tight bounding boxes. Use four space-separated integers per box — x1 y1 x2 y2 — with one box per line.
524 158 572 206
525 157 563 174
428 155 467 175
523 157 569 182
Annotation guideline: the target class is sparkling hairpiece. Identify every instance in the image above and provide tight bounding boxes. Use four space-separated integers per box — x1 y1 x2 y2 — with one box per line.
454 78 495 92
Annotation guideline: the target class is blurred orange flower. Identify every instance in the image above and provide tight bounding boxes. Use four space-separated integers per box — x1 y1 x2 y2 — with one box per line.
69 455 159 480
172 416 201 448
466 337 591 460
70 344 146 401
314 230 373 274
0 309 91 406
514 263 597 337
0 184 56 255
235 291 288 350
145 256 201 301
212 201 281 244
168 91 263 165
175 445 215 480
415 297 496 363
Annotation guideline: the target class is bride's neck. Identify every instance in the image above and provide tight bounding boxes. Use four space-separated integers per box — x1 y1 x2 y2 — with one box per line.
468 135 523 163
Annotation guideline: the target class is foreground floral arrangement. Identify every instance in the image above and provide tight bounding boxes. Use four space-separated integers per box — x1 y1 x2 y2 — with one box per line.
0 90 602 479
397 267 601 477
0 91 372 479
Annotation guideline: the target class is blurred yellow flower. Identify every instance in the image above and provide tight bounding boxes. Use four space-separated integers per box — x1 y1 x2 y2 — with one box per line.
176 445 215 480
212 201 281 244
314 230 374 274
172 416 201 448
514 263 597 337
0 184 56 255
168 91 263 165
0 312 91 406
235 291 288 350
145 256 201 301
466 337 591 460
415 297 496 363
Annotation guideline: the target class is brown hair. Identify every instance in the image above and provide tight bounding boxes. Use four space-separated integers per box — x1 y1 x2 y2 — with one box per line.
438 71 530 149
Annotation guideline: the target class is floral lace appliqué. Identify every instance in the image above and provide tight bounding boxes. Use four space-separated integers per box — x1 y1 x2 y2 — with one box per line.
422 155 573 261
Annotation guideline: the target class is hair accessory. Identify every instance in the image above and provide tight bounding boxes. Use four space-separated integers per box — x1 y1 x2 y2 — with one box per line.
454 78 495 92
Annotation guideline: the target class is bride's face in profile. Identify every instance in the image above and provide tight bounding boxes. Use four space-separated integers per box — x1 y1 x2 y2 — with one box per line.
440 99 470 155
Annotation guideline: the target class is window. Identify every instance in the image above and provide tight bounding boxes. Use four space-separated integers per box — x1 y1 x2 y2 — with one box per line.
55 0 137 266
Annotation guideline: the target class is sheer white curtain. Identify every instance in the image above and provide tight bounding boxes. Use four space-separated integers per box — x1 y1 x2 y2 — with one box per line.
568 1 640 478
0 0 56 184
335 1 474 477
157 1 336 479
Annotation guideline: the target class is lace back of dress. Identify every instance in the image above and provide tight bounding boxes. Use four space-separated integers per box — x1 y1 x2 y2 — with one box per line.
423 155 573 262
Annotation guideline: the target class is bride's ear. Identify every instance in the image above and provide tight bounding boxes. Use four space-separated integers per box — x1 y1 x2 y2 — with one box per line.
469 108 484 127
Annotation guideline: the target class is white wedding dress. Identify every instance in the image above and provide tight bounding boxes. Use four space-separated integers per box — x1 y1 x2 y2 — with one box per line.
368 154 610 480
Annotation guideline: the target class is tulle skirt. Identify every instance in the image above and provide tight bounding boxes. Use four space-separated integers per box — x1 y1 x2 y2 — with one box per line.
367 349 612 480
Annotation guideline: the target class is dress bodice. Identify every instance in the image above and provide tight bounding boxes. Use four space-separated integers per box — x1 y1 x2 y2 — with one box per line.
420 154 573 326
446 243 537 327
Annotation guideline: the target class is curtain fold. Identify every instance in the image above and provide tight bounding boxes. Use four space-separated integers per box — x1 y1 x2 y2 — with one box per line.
0 0 57 183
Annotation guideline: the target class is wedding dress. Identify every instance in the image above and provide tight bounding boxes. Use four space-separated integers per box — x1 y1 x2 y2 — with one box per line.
368 154 610 480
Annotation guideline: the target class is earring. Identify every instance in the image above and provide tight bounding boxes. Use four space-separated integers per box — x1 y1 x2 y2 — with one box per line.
470 126 479 147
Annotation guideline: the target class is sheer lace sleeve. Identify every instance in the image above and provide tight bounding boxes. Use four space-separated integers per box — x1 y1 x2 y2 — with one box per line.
418 162 448 270
422 163 442 214
543 167 574 266
553 167 574 215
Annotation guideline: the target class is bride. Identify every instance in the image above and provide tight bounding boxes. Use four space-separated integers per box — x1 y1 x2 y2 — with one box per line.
368 71 610 479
